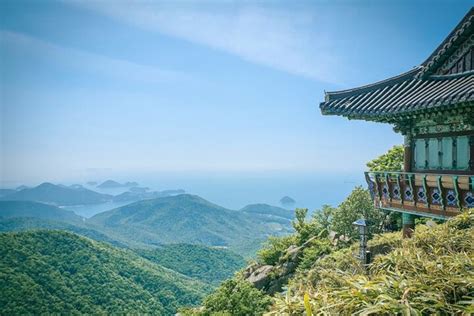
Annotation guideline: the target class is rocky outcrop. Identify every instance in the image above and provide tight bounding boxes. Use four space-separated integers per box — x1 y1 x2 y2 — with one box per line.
243 236 318 294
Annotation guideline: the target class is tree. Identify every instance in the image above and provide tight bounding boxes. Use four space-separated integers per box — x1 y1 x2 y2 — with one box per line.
257 235 296 265
292 208 330 245
200 279 272 316
331 186 384 240
312 204 336 237
366 145 404 172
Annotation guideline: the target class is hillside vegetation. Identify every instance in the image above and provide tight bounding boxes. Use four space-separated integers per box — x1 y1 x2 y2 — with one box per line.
0 230 209 315
0 200 83 223
0 217 127 248
90 194 293 256
138 244 245 285
187 190 473 315
269 210 474 315
240 204 293 220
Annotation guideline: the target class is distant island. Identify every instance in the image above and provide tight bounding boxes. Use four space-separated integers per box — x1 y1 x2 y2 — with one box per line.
96 180 139 189
86 181 97 186
69 184 84 190
112 188 186 203
279 196 296 207
0 183 112 206
129 187 150 193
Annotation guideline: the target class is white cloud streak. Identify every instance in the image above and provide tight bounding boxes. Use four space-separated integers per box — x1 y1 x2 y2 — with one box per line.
0 30 188 84
68 1 341 83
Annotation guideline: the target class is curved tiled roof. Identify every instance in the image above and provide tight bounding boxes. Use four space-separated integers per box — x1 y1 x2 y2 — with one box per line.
320 8 474 122
320 71 473 121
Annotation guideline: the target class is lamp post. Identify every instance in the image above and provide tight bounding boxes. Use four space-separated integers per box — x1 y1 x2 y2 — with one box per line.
352 219 370 265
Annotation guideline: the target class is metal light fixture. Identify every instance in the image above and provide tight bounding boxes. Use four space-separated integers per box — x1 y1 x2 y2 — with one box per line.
352 218 370 265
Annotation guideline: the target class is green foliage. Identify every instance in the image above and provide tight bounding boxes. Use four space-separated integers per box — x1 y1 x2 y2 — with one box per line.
89 194 293 256
198 279 272 316
258 205 337 266
311 204 336 237
0 200 83 223
257 235 297 265
137 244 245 285
0 230 209 315
270 211 474 315
366 145 404 172
331 186 385 240
292 208 308 232
0 217 127 248
298 238 332 271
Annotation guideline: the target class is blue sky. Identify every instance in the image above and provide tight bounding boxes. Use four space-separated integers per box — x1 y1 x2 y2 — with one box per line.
0 0 472 185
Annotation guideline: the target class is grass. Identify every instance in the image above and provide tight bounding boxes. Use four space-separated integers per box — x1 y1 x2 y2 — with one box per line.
268 210 474 315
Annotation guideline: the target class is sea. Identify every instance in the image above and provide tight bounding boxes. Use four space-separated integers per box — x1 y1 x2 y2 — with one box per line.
62 171 367 218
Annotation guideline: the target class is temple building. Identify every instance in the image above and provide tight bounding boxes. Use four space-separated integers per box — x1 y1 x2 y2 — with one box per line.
320 8 473 236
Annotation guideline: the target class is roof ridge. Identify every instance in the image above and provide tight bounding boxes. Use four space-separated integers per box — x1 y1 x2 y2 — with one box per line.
428 69 474 80
418 7 474 78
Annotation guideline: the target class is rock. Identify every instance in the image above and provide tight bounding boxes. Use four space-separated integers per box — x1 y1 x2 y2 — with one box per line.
245 235 319 294
246 265 274 289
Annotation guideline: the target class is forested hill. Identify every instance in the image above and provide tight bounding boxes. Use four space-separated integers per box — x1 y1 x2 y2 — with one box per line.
137 244 246 285
0 230 209 315
0 200 83 223
240 203 294 220
90 194 293 256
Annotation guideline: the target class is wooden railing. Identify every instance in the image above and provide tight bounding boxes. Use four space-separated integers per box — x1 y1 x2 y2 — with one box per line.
365 171 474 219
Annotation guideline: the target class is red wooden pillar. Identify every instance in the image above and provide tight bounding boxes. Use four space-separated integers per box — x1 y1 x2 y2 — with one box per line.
403 133 415 238
404 133 412 173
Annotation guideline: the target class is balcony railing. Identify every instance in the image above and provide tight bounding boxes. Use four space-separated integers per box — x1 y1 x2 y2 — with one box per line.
365 171 474 219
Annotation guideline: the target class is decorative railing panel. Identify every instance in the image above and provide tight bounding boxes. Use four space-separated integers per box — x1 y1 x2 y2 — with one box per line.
365 171 474 219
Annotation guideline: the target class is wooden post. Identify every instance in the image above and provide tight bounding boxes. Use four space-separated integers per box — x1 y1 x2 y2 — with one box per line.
403 133 415 238
404 133 412 173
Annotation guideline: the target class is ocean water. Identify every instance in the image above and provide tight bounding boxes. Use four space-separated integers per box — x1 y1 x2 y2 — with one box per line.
62 201 132 218
47 171 368 218
94 171 363 208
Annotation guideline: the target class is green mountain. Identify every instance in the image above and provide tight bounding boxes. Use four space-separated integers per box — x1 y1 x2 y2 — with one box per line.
138 244 246 285
0 217 126 248
90 194 292 256
0 200 247 285
0 230 209 315
240 203 294 220
0 200 83 223
1 183 112 206
0 200 130 247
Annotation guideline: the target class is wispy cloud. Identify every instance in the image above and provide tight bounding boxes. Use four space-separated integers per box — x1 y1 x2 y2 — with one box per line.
0 30 187 84
69 1 341 83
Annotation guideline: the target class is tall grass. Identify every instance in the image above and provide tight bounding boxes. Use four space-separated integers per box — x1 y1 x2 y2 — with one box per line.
268 211 474 315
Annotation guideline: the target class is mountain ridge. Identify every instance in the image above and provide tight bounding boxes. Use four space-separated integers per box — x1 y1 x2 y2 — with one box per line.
0 183 112 206
90 194 293 256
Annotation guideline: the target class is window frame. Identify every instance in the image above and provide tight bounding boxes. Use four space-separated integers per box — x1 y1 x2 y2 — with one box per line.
411 131 473 174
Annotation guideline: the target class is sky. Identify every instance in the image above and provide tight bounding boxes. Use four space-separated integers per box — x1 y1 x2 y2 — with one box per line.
0 0 472 186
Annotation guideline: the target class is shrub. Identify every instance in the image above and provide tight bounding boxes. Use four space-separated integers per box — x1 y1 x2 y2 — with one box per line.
200 279 272 316
257 235 297 265
270 211 474 315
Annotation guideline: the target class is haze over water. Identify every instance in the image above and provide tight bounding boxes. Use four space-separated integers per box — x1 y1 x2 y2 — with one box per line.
57 171 365 218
